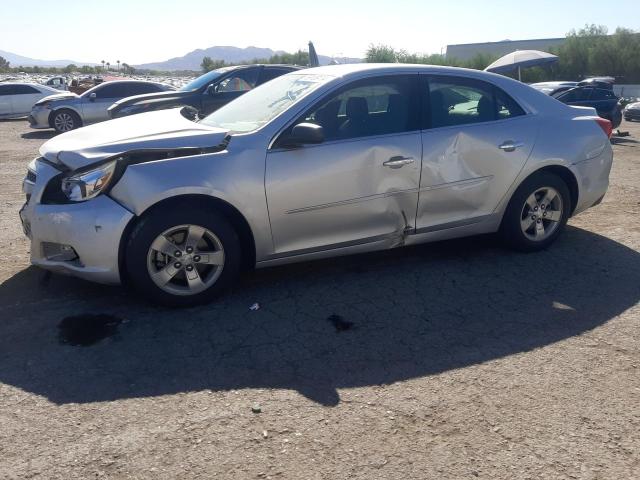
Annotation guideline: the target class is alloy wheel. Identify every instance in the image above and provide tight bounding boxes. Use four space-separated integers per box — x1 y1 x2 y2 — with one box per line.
54 112 75 132
520 187 563 241
146 224 225 296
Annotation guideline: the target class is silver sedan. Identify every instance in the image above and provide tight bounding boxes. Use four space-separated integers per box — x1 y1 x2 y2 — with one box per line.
29 80 174 133
20 64 613 306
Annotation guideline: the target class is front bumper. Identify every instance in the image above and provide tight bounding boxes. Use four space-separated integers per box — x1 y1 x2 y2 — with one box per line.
29 106 52 129
624 109 640 121
20 159 134 284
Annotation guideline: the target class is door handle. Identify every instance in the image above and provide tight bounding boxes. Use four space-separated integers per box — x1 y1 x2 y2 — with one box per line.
383 156 414 168
498 141 524 152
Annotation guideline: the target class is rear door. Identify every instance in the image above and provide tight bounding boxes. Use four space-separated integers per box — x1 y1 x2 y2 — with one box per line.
0 85 13 116
589 88 618 117
201 67 260 115
10 85 42 115
416 75 539 231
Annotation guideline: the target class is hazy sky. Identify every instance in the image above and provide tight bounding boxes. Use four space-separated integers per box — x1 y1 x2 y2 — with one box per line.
1 0 638 64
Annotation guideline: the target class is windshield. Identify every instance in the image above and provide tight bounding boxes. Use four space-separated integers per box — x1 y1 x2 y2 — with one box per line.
200 73 333 133
180 69 230 92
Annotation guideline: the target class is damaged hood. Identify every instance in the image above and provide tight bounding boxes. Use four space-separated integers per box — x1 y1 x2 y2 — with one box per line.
40 108 229 170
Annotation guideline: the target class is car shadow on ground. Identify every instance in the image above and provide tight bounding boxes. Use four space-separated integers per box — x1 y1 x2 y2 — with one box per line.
21 130 57 140
1 227 639 406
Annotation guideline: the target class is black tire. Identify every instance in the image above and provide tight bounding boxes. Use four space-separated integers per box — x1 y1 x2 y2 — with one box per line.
500 172 571 252
125 205 242 307
51 109 81 133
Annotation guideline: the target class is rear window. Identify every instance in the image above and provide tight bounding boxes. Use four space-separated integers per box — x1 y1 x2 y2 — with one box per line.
426 76 524 128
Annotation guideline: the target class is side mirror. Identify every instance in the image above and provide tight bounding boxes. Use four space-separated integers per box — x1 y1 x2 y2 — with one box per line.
89 92 97 102
206 84 219 96
278 123 324 148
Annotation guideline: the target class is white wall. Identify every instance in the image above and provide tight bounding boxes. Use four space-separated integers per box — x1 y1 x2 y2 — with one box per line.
614 85 640 98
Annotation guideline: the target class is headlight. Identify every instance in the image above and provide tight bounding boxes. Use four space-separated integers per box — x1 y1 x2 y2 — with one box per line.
61 160 117 201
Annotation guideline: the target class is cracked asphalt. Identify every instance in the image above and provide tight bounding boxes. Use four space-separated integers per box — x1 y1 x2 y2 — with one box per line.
0 119 639 479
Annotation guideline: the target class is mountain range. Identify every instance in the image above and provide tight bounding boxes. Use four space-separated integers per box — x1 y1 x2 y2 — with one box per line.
0 49 96 67
134 46 361 71
0 46 361 71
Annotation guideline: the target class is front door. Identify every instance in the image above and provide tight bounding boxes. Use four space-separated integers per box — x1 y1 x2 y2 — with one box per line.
81 83 123 124
417 75 539 231
265 74 422 255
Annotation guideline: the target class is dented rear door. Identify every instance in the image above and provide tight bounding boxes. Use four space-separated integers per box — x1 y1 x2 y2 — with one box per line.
416 74 539 232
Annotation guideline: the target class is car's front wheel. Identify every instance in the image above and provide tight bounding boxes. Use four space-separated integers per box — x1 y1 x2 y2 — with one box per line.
51 109 81 133
125 206 242 306
500 172 571 252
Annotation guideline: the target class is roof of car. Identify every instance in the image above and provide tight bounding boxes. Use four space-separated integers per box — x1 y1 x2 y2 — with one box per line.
0 82 48 87
299 63 505 78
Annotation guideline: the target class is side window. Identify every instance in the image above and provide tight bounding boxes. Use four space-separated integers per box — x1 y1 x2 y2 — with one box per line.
259 68 290 85
94 84 121 99
123 83 162 96
0 85 13 96
292 75 418 142
217 68 259 93
427 76 496 128
495 88 525 119
12 85 40 95
556 88 588 103
592 89 616 100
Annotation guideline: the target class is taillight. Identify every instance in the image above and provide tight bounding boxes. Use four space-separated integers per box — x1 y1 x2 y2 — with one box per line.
594 117 612 138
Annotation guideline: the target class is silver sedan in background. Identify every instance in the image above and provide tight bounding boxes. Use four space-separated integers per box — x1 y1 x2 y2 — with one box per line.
29 80 174 133
20 64 613 306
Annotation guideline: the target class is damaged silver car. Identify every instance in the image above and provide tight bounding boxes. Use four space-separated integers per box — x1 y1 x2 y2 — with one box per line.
20 64 613 306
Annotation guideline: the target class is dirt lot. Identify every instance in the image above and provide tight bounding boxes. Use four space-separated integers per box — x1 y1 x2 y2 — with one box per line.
0 119 639 480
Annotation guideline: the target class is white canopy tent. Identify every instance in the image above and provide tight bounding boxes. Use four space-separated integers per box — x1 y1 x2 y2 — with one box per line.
484 50 559 81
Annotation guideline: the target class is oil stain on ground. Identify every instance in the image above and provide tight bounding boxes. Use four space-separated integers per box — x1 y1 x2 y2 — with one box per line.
327 314 354 332
58 314 123 346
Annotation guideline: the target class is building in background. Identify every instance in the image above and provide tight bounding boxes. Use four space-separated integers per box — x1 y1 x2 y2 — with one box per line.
446 38 566 61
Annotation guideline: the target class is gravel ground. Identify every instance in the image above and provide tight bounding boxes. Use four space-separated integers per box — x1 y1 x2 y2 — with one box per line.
0 119 639 479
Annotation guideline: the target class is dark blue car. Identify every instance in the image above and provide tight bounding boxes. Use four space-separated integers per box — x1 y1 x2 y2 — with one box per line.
553 85 622 128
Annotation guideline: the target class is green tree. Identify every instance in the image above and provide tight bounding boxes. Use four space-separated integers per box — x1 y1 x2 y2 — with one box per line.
0 55 10 71
63 64 77 73
201 56 227 72
365 44 398 63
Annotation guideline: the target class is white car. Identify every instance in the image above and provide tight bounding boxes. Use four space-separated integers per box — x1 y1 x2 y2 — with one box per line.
0 82 61 119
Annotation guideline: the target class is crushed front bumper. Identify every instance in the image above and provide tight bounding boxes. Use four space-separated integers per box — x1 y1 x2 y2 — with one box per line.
29 107 52 129
20 158 134 284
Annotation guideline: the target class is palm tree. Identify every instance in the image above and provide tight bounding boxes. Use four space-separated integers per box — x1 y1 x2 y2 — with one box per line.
117 60 120 72
101 60 105 72
106 62 110 72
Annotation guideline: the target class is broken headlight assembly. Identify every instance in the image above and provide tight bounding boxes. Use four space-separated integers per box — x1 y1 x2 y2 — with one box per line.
61 160 117 202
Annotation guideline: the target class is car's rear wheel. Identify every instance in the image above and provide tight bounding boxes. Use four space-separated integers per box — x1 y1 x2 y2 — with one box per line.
500 172 571 252
52 109 80 133
125 207 241 306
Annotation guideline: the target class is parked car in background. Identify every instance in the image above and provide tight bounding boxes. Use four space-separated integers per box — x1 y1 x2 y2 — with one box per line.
624 101 640 121
0 83 61 119
577 77 615 89
29 80 175 133
20 64 613 306
108 64 301 119
44 76 68 91
553 86 622 128
530 81 578 96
